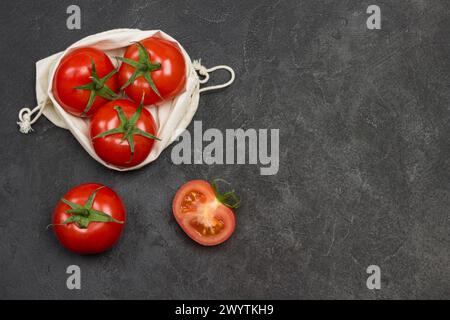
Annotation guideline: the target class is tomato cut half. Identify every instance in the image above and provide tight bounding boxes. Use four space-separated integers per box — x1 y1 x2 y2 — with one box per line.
172 180 239 246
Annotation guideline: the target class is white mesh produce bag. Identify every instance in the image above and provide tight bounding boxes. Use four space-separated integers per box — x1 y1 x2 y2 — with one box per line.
17 29 234 171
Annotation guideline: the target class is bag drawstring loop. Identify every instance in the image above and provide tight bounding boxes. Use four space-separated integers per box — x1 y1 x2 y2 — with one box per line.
17 99 47 134
193 59 235 93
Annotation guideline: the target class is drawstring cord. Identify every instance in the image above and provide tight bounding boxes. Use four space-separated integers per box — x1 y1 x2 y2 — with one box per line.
192 60 235 93
17 60 234 133
17 98 47 134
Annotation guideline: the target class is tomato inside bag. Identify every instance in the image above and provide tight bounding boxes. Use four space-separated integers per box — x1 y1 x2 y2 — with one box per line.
20 29 234 171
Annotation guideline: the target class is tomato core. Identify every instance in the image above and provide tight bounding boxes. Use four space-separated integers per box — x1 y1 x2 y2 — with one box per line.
180 191 225 236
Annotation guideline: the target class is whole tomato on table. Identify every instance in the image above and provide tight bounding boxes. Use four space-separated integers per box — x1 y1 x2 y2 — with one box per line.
52 183 126 254
90 98 159 168
172 180 240 246
52 47 119 117
117 36 186 105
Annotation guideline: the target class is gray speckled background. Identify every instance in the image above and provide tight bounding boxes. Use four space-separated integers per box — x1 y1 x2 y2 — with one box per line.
0 0 449 300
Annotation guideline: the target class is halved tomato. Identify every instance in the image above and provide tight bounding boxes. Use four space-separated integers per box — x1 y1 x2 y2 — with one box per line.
172 180 240 246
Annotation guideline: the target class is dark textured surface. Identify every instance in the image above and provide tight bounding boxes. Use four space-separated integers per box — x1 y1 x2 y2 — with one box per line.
0 0 449 299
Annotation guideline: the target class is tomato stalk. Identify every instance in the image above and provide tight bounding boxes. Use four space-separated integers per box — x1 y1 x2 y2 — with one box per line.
73 59 119 116
115 42 163 98
92 96 161 161
211 179 241 209
53 187 123 229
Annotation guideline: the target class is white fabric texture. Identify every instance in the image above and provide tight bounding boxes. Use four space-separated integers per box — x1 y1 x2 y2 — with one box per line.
25 28 234 171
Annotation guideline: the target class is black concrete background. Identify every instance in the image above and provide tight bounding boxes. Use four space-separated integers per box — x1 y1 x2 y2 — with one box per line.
0 0 449 299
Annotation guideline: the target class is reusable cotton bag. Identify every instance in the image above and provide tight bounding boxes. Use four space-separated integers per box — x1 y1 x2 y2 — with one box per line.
17 29 234 171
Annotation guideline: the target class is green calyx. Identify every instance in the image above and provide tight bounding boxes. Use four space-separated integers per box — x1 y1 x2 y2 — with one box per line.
211 179 241 209
115 42 162 98
93 96 161 161
57 187 123 229
74 58 119 116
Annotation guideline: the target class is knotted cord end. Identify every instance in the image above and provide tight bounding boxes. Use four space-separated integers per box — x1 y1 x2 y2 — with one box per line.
192 59 208 76
192 59 235 93
17 109 33 134
17 102 46 134
192 59 210 85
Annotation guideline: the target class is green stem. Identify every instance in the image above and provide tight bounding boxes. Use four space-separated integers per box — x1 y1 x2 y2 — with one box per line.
115 42 162 98
92 95 161 162
211 178 241 209
73 58 119 116
51 186 124 229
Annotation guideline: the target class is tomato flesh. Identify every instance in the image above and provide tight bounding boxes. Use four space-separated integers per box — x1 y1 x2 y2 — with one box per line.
173 180 236 246
181 190 225 236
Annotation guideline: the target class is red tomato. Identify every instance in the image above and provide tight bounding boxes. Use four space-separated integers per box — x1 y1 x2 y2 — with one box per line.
172 180 240 246
52 47 119 117
117 36 186 105
52 183 126 254
90 99 159 168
